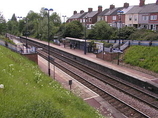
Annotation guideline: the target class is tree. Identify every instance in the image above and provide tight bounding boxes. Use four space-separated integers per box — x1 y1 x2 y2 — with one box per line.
88 21 113 40
50 12 61 27
128 29 158 40
57 23 66 38
7 20 19 35
18 19 25 35
65 20 83 38
3 7 62 40
117 26 137 40
0 12 6 34
11 13 17 21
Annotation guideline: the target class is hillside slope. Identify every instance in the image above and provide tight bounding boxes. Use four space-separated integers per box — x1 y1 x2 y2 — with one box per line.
0 45 104 118
123 45 158 74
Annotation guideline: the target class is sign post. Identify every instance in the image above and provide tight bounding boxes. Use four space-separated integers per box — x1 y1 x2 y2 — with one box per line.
69 80 72 91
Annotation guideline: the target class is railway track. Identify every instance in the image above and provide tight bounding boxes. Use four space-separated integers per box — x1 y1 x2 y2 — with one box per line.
19 37 158 117
39 50 150 118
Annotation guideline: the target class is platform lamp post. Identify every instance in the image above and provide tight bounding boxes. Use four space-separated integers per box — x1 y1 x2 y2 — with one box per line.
44 8 53 76
24 17 29 48
117 10 124 50
117 10 124 65
62 15 66 37
17 16 22 21
17 16 22 35
84 17 87 55
62 15 66 48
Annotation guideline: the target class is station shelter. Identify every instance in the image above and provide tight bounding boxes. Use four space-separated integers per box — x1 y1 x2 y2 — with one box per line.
65 37 91 51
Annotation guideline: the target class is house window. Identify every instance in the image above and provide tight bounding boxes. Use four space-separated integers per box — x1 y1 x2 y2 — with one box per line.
150 15 157 20
134 15 137 21
86 18 88 22
129 15 132 21
112 16 116 20
80 19 82 23
83 19 85 22
142 16 149 21
105 16 107 22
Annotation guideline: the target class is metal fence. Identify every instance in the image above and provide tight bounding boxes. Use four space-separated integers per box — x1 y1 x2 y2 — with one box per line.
102 39 158 46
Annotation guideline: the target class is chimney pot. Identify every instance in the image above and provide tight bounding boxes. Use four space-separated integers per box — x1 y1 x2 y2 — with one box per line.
80 10 84 14
156 0 158 5
98 5 102 13
88 8 93 12
73 11 77 15
110 4 115 9
139 0 145 7
124 3 129 8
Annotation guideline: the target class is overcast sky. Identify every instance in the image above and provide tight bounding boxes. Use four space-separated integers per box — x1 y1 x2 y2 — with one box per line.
0 0 156 21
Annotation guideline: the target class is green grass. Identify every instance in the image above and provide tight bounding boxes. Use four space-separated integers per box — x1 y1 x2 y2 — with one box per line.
123 45 158 73
0 35 15 44
0 45 105 118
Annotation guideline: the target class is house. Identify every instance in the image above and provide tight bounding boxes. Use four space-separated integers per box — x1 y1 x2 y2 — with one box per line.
97 8 109 22
67 6 103 29
139 1 158 31
67 10 87 23
103 5 120 26
125 0 158 31
126 5 143 28
83 6 102 29
67 0 158 31
97 3 133 28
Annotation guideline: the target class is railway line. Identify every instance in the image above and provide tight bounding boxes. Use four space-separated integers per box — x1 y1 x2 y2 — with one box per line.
39 50 150 118
18 37 158 117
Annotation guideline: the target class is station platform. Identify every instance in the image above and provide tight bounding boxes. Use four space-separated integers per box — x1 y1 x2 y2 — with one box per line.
48 40 158 86
31 37 158 118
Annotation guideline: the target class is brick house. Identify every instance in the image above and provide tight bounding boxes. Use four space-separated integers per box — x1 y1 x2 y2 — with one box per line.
67 0 158 31
98 3 133 28
103 3 132 28
67 6 103 29
67 10 87 23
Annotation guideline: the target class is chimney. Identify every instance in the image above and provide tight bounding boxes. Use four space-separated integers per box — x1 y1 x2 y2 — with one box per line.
139 0 145 7
73 11 77 15
156 0 158 5
110 4 115 9
98 5 102 13
124 3 129 8
80 10 84 14
88 8 93 12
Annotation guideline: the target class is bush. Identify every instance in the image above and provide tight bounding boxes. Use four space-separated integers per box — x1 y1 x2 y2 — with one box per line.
144 33 158 41
129 29 158 41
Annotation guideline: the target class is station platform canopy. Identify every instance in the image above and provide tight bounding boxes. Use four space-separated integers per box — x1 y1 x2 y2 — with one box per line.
65 37 91 42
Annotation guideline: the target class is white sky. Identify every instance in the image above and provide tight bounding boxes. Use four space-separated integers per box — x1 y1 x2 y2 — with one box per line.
0 0 156 21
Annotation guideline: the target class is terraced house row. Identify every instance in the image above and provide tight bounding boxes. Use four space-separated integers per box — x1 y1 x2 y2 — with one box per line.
67 0 158 31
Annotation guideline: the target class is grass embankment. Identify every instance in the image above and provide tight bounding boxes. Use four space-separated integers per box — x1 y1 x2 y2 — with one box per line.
0 45 104 118
0 35 15 44
123 45 158 73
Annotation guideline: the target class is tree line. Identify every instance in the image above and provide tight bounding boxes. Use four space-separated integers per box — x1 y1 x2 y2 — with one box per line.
0 9 158 41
